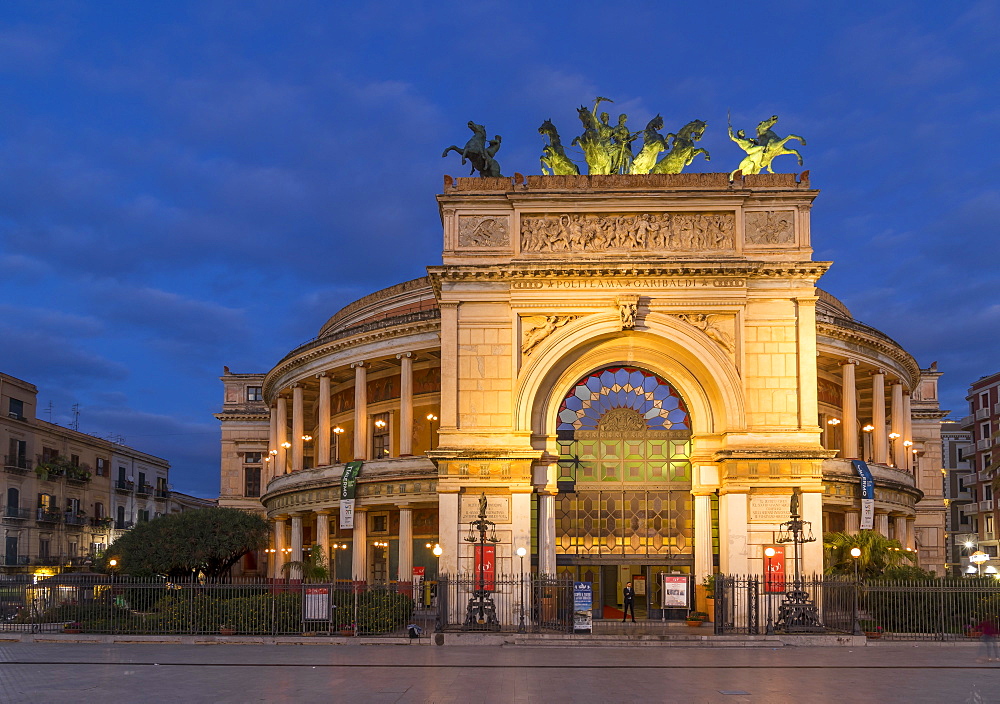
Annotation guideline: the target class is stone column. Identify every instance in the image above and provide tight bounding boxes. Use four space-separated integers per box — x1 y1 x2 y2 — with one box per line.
438 302 459 433
801 491 825 575
511 489 533 577
316 511 331 570
437 491 459 577
397 353 414 456
537 491 557 576
352 362 368 460
903 390 913 470
890 382 904 467
906 518 917 550
317 372 331 466
352 508 368 583
694 493 714 580
841 360 859 459
276 395 289 474
289 513 304 580
894 515 908 546
398 505 413 586
875 511 890 537
871 370 887 465
268 405 278 482
292 383 304 472
719 491 749 575
844 510 860 535
272 517 287 579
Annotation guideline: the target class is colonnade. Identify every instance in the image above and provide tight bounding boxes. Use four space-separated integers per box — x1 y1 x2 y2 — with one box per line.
833 359 914 468
842 507 917 548
271 505 418 583
269 352 419 473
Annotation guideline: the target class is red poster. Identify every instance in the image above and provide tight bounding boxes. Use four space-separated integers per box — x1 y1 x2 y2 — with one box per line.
764 546 786 593
474 545 496 591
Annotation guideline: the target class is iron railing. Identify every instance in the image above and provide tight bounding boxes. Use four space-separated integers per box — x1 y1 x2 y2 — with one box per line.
435 574 574 633
0 578 432 637
715 574 1000 640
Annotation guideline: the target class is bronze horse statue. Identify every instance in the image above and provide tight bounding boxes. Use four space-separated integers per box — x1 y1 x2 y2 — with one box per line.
538 119 580 175
629 115 671 174
571 103 613 175
651 119 710 174
730 115 805 177
442 121 503 177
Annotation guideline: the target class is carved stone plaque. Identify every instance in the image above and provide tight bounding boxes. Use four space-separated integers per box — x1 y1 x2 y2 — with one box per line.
459 215 509 247
520 212 735 252
749 495 791 523
460 495 511 523
745 211 795 246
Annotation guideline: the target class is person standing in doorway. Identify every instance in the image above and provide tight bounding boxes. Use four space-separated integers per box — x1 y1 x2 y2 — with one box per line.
622 581 636 622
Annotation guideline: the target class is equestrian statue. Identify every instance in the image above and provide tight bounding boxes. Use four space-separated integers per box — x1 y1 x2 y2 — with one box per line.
650 119 710 174
442 121 503 177
729 114 805 178
538 119 580 175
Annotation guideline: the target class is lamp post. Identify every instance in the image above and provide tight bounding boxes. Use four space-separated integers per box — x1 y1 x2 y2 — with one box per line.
774 490 823 632
862 424 874 463
333 426 344 464
516 546 527 633
888 432 900 467
850 547 863 636
902 440 913 471
463 493 501 631
426 414 438 450
431 543 443 632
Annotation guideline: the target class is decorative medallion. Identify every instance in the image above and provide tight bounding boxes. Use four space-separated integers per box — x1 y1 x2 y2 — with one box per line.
745 211 794 246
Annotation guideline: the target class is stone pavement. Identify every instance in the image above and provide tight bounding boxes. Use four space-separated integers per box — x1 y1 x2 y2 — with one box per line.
0 641 997 703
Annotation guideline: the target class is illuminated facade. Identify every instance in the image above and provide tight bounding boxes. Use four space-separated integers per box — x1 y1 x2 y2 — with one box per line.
218 173 947 611
1 371 170 576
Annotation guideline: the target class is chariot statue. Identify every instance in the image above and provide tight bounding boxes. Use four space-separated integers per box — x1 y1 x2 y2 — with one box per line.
649 119 710 174
538 119 580 175
728 114 805 178
442 121 503 177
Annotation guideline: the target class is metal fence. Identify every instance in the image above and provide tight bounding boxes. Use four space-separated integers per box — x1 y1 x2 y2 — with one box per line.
0 577 435 637
436 574 575 633
715 574 1000 640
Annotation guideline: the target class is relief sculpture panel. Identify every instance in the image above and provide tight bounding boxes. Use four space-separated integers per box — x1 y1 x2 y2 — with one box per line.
745 210 795 246
520 212 735 253
458 215 509 247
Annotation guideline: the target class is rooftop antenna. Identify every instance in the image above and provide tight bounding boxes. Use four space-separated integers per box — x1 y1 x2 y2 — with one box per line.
44 401 54 423
70 404 80 431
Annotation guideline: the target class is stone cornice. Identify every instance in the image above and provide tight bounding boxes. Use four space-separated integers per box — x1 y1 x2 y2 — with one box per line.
427 261 831 297
262 316 441 401
214 411 270 422
816 315 920 385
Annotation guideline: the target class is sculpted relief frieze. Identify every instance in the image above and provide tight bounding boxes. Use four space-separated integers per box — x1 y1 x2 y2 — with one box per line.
672 313 736 356
520 212 735 253
458 215 509 247
745 210 795 246
521 315 579 356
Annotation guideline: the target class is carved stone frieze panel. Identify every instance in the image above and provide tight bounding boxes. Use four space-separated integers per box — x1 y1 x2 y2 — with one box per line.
672 313 736 355
745 211 795 246
458 215 509 247
520 315 579 356
616 295 639 330
520 212 735 253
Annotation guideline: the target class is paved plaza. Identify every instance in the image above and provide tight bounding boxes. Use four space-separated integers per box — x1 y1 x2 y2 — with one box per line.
0 641 996 703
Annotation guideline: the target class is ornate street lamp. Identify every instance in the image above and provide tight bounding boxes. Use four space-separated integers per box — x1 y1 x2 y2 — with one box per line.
463 493 501 631
850 547 863 636
773 490 824 632
516 546 527 633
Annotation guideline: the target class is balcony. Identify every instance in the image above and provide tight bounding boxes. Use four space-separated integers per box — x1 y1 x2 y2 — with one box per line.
154 489 170 501
114 479 135 494
977 438 991 451
980 500 995 512
35 509 62 524
2 506 30 521
2 555 29 566
32 556 63 567
64 513 88 528
34 460 66 481
3 455 31 474
90 516 114 530
65 465 93 485
976 408 990 421
136 483 153 497
114 520 134 530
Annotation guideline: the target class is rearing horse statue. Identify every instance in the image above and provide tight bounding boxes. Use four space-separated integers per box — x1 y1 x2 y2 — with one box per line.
571 98 614 175
730 115 805 177
651 119 710 174
629 115 671 174
442 121 503 177
538 119 580 175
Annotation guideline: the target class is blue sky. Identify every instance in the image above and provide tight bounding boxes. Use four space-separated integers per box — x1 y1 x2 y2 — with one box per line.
1 1 997 497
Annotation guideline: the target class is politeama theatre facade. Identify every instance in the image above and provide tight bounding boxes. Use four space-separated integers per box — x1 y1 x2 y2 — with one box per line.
218 172 946 616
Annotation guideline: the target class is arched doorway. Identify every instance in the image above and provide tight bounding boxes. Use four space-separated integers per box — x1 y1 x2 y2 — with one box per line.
553 365 694 619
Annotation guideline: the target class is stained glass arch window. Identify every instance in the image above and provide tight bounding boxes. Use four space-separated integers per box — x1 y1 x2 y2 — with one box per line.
557 366 690 433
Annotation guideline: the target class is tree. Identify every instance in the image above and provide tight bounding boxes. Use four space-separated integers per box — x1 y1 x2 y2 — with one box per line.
104 507 269 581
824 530 917 578
280 544 330 580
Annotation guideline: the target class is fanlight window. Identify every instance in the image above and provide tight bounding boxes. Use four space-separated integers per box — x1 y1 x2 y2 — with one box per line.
557 366 689 433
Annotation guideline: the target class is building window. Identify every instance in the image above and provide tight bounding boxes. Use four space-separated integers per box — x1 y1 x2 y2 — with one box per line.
68 542 78 557
41 447 58 463
244 467 261 498
8 398 24 420
247 386 263 402
95 458 106 475
372 413 390 459
39 539 50 559
244 452 262 464
982 423 991 441
71 454 80 467
370 512 388 534
94 502 104 519
7 438 26 466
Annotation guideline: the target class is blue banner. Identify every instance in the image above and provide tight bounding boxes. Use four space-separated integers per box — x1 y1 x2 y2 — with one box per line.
851 460 875 500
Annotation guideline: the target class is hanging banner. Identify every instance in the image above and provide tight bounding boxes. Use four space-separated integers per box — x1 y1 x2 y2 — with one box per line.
473 545 496 591
851 460 875 530
339 461 363 529
661 575 688 608
573 582 593 632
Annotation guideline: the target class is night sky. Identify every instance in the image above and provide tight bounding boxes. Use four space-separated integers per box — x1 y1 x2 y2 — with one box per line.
1 2 997 498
